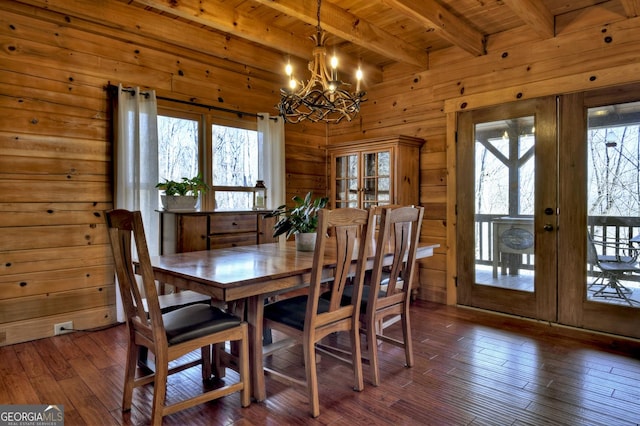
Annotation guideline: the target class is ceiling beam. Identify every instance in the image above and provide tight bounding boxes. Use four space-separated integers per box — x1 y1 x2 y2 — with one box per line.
620 0 640 17
134 0 313 60
253 0 429 68
132 0 382 83
505 0 554 39
382 0 485 56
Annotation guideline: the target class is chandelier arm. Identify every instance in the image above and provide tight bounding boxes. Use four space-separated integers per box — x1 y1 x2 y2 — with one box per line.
276 0 366 124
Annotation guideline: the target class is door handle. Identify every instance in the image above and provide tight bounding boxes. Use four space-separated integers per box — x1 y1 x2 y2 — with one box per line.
543 224 554 231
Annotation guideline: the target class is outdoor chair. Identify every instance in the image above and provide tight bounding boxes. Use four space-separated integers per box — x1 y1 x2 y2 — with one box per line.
587 232 640 306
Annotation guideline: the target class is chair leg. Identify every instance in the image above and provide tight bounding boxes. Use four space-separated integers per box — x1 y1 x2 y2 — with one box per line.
350 326 365 392
303 336 320 418
401 312 414 368
151 355 169 426
366 321 380 387
122 343 139 411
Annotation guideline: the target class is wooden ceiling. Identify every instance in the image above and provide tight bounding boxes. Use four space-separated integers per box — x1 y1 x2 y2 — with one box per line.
124 0 638 80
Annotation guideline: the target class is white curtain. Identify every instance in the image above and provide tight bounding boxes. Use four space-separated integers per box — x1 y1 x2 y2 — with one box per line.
112 84 159 321
258 113 286 209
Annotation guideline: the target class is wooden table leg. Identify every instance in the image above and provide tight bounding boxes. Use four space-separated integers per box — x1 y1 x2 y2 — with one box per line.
247 295 266 401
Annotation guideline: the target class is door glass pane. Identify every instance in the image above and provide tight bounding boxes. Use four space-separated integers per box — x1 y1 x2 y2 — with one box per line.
335 154 358 208
378 151 389 176
364 153 376 177
586 101 640 307
474 117 536 291
362 151 390 208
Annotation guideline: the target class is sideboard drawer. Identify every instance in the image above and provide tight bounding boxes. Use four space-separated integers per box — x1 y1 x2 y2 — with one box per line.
209 213 257 234
209 233 257 249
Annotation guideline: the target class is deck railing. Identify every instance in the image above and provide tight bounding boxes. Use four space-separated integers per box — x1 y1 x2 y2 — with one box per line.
474 215 640 276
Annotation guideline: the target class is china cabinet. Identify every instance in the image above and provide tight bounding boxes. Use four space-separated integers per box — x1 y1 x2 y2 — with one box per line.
328 135 424 209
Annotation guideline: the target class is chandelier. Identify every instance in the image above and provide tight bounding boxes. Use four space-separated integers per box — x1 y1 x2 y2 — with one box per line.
277 0 366 124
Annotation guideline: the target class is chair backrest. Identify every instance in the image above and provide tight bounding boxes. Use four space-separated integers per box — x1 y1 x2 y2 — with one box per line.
106 209 166 345
586 231 600 266
306 208 374 333
368 205 424 312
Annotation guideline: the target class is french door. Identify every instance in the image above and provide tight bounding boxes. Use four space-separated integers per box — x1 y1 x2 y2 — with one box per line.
457 97 557 321
559 85 640 338
457 87 640 339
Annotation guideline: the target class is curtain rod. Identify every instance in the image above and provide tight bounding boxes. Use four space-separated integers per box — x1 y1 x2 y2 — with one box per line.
110 84 278 121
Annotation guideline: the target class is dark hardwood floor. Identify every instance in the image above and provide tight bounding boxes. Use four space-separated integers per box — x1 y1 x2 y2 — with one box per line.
2 301 640 425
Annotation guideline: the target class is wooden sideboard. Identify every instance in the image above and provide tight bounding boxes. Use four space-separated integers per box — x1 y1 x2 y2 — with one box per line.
159 210 277 254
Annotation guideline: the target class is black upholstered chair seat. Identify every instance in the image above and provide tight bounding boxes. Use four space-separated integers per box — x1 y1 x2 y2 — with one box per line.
164 303 242 345
264 295 331 330
331 284 386 313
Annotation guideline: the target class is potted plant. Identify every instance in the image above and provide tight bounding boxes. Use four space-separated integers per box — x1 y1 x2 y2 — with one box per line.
266 191 329 251
156 175 208 211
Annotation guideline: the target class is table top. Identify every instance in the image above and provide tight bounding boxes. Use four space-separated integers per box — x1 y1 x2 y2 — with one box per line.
149 240 439 301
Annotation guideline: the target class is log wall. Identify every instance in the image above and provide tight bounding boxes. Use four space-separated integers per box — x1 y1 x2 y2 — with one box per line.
0 0 327 346
2 0 640 345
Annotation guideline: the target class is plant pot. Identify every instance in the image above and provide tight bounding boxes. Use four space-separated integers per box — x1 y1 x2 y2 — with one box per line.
295 232 316 251
161 195 198 211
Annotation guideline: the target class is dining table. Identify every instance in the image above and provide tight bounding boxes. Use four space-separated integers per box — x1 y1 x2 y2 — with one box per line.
147 239 439 401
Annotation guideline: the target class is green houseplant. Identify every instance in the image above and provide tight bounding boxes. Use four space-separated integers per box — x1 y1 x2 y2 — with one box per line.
266 191 329 250
156 175 208 211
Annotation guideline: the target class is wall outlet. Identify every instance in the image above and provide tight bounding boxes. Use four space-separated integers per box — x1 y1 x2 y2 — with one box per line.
54 321 73 336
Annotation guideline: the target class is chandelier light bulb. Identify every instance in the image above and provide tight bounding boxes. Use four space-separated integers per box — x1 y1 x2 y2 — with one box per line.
276 0 366 124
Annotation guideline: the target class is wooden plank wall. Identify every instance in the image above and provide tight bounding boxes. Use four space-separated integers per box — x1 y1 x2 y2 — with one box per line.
0 0 327 346
3 0 640 346
331 2 640 303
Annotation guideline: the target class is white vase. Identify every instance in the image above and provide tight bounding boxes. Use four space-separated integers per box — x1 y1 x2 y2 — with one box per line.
295 232 316 251
161 195 198 211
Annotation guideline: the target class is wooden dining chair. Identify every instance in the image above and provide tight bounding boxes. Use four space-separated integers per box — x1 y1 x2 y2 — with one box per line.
106 209 250 425
360 205 424 386
262 207 375 418
137 289 212 371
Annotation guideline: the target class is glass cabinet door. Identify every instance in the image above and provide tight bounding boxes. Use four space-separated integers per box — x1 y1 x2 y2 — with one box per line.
334 153 359 208
362 151 391 209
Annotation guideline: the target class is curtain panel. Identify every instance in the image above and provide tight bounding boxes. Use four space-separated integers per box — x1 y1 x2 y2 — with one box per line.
111 84 159 321
258 113 285 210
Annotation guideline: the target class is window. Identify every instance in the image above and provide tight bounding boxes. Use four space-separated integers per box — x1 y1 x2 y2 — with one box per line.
211 124 260 210
157 114 199 183
157 108 261 211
